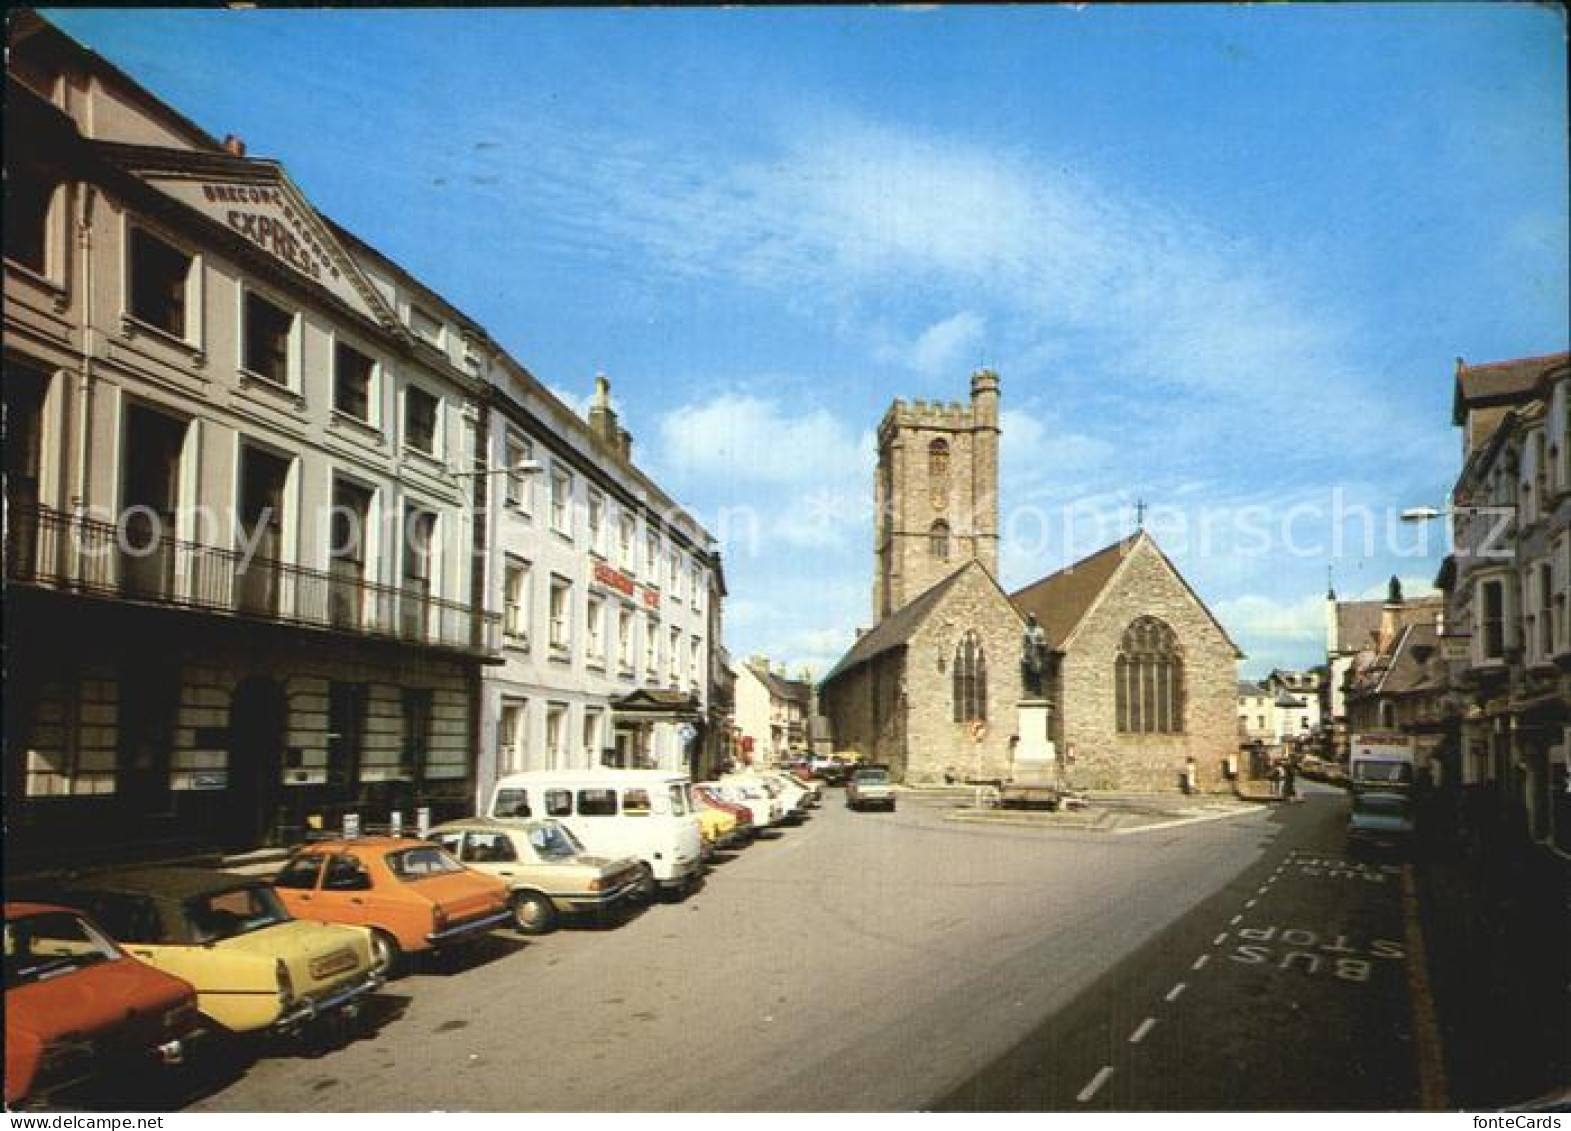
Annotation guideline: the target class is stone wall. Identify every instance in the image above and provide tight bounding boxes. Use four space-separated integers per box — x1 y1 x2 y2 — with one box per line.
1058 539 1238 792
904 564 1025 784
820 649 908 777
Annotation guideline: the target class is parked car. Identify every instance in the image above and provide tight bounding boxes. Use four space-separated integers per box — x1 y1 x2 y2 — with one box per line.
1347 790 1415 855
427 819 644 934
691 795 741 852
700 779 782 830
847 765 897 812
273 838 511 975
693 786 756 842
37 869 382 1037
5 902 205 1106
489 770 706 898
783 767 824 806
759 771 815 818
722 772 803 825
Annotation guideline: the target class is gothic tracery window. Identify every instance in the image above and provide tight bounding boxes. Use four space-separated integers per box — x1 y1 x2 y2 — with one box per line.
952 631 987 723
1115 617 1184 734
929 519 951 560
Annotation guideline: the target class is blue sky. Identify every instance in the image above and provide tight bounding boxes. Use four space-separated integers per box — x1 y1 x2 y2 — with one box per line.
46 5 1568 678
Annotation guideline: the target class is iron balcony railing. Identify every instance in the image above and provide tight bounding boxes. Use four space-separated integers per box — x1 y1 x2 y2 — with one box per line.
7 503 501 658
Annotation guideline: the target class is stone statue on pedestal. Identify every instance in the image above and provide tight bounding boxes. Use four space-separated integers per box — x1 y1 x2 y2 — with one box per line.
1021 613 1049 700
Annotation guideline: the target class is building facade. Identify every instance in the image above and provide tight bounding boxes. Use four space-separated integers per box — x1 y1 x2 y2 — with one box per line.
4 14 729 867
5 15 498 865
1441 352 1570 853
732 658 813 767
476 372 719 798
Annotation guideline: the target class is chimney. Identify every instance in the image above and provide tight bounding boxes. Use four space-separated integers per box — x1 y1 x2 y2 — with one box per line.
587 373 619 445
1378 575 1404 653
222 134 246 157
618 428 633 460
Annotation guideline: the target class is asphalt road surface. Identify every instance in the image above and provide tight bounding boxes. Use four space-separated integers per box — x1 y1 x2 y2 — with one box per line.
90 783 1420 1112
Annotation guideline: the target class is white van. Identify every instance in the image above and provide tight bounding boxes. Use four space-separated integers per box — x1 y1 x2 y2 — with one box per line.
488 770 704 896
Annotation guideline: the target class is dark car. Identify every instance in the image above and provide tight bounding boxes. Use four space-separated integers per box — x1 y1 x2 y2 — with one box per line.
1347 790 1414 855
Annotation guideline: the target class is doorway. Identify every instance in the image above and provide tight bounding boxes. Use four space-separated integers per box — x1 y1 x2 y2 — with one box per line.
229 676 288 849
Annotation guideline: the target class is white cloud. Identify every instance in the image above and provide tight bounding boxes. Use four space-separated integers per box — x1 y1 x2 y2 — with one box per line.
909 311 987 376
654 394 870 487
1213 592 1329 648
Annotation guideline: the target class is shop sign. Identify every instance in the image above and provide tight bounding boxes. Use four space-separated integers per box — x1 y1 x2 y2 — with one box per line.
593 560 636 597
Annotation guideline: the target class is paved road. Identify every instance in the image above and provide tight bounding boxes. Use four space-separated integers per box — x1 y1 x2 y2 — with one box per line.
90 784 1420 1112
936 782 1422 1110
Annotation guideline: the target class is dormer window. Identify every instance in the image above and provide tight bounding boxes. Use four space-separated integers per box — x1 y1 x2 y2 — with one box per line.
409 305 442 345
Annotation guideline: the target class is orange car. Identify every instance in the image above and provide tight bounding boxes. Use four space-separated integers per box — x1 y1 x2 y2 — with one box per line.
5 901 204 1106
272 838 510 975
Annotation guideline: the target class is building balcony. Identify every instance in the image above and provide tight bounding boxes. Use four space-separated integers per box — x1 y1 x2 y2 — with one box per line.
7 503 501 659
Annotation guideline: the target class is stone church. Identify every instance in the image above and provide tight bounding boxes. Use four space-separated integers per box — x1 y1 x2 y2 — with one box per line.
819 370 1241 791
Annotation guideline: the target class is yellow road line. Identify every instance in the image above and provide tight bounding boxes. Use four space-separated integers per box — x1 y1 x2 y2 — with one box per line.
1401 862 1450 1110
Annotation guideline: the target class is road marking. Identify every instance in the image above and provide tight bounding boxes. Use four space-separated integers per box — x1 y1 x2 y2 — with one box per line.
1128 1017 1157 1044
1401 864 1450 1110
1213 932 1228 946
1192 954 1210 971
1245 899 1258 908
1165 981 1187 1002
1077 1065 1114 1103
1230 914 1243 925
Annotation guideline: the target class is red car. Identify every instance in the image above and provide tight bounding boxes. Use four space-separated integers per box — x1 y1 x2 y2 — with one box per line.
4 902 204 1106
693 786 756 841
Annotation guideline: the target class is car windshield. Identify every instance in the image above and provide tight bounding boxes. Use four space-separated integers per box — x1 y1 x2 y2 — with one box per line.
4 910 120 989
528 823 579 862
1354 760 1412 784
184 885 290 943
388 845 465 880
856 769 889 783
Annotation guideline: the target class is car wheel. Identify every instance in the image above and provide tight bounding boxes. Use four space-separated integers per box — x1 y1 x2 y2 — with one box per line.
370 929 404 979
511 890 559 935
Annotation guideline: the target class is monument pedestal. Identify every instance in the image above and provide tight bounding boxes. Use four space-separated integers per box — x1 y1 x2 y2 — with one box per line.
1016 699 1056 764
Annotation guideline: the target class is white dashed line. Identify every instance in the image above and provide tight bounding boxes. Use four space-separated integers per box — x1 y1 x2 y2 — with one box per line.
1192 954 1210 971
1245 899 1258 909
1213 932 1228 946
1078 1065 1115 1103
1229 914 1243 925
1165 982 1188 1002
1128 1017 1157 1044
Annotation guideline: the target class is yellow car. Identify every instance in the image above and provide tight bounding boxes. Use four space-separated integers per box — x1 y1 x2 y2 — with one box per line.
693 798 740 851
43 868 382 1037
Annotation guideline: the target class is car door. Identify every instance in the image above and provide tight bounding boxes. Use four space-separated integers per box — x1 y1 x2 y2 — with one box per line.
272 853 326 920
313 852 380 931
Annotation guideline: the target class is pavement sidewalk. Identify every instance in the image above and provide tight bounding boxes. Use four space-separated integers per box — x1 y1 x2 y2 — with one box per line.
1412 822 1571 1108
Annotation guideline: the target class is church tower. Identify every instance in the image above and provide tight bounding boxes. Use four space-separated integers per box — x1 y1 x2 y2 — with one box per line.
872 369 1001 622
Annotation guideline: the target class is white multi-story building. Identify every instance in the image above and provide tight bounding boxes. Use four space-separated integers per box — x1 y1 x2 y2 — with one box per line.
477 374 718 799
4 14 498 862
733 657 812 766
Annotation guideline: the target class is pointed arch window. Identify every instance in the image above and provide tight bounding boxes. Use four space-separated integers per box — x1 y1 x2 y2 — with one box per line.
929 519 951 560
1115 616 1184 734
952 631 987 723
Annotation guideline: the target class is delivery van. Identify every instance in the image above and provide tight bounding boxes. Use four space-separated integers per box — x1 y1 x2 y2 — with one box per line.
488 770 704 897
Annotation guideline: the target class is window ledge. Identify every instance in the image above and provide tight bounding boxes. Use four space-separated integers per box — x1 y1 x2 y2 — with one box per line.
504 634 530 653
8 258 67 303
237 366 303 407
121 314 207 368
402 443 444 468
329 409 383 441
